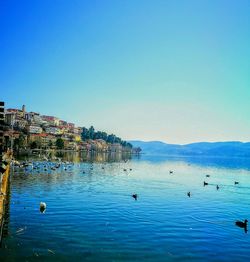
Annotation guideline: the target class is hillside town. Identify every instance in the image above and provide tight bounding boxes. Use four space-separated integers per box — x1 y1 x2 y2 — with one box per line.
2 105 140 154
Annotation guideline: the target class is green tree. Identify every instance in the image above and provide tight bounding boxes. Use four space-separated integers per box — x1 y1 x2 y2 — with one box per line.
94 131 103 140
56 138 64 149
126 142 133 149
114 136 121 144
13 134 26 151
136 147 142 153
121 141 127 147
81 127 90 140
19 133 26 148
30 141 38 149
14 138 20 151
89 126 95 140
107 134 116 144
101 132 108 141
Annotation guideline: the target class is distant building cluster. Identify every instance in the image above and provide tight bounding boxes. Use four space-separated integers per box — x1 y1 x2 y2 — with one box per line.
3 105 83 151
2 105 137 153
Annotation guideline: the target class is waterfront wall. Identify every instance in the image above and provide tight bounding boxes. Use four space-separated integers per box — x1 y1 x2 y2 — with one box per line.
0 164 10 243
0 102 4 159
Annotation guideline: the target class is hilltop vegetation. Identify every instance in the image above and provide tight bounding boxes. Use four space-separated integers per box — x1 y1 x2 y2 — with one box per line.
81 126 133 148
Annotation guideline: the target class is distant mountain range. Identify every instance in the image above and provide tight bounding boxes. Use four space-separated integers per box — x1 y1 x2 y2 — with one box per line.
129 140 250 157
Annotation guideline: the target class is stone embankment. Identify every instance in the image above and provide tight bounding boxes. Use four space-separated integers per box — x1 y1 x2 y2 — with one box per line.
0 150 12 243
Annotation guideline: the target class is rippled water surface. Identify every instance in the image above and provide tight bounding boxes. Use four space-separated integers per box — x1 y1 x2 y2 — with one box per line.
1 154 250 261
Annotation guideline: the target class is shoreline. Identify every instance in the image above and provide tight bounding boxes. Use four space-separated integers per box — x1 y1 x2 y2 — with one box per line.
0 164 10 244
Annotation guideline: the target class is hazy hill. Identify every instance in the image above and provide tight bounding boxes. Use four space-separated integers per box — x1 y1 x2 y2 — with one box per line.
130 140 250 157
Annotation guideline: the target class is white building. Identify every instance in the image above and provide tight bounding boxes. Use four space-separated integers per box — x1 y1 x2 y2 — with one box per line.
45 126 60 135
5 112 16 126
41 115 60 126
25 112 44 125
33 114 43 125
28 125 43 134
73 127 82 135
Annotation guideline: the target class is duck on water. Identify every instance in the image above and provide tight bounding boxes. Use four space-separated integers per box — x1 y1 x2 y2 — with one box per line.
40 202 46 213
235 219 248 233
132 194 138 200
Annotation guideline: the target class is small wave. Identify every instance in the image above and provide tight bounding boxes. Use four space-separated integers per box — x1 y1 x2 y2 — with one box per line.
189 215 235 225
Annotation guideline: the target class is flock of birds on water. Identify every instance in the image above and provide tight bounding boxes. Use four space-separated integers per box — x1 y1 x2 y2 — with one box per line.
12 158 248 233
169 169 248 233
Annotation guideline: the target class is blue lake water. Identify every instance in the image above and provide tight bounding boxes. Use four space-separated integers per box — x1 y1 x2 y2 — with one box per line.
1 153 250 261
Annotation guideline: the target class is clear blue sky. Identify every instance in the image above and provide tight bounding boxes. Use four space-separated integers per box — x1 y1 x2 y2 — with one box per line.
0 0 249 144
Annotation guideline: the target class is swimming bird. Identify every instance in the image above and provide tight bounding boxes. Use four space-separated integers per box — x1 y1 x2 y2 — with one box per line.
235 219 248 228
123 169 127 172
235 219 248 232
169 170 173 174
132 194 138 200
234 181 239 185
129 168 132 171
216 185 219 190
40 202 46 213
204 181 208 186
187 192 191 197
206 175 210 177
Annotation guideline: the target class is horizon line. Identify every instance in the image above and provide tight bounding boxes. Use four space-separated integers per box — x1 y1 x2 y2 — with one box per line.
128 139 250 146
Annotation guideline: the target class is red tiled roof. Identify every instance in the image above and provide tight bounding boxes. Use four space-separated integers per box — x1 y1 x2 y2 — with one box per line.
7 108 22 112
42 115 57 120
30 133 49 137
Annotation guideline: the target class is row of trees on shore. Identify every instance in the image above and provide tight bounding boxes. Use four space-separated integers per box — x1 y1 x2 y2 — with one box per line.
81 126 132 148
